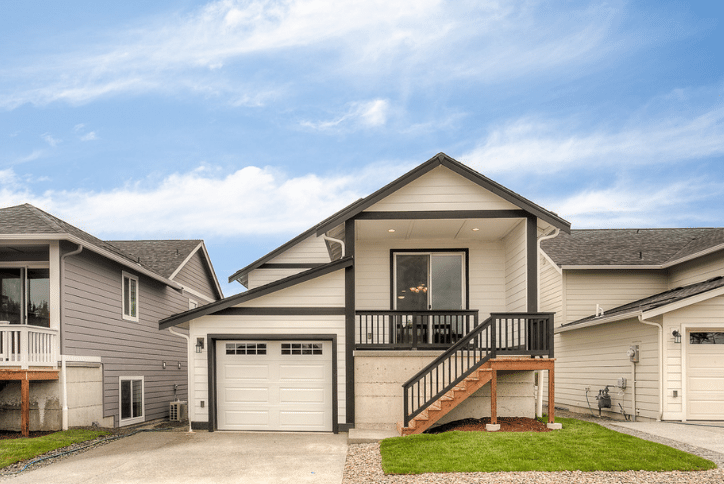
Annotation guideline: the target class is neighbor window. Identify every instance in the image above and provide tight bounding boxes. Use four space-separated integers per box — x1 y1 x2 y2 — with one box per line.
0 267 50 327
119 377 144 425
122 272 139 321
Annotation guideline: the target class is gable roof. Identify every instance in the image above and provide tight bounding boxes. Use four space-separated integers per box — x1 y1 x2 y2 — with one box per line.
160 257 353 329
557 276 724 332
0 204 218 293
542 228 724 268
229 152 571 285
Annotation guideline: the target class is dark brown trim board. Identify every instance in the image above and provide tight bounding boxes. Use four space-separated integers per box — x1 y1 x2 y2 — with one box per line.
206 333 339 434
355 209 529 220
344 218 356 427
214 307 346 316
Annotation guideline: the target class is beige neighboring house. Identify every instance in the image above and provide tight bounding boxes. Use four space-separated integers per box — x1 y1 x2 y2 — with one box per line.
161 153 570 435
540 228 724 422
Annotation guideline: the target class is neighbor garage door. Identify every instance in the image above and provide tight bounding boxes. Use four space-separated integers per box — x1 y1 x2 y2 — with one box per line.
687 331 724 420
216 340 333 431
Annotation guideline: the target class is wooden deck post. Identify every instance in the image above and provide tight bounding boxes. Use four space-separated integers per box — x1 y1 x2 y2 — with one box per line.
21 378 30 438
547 367 555 424
490 369 498 425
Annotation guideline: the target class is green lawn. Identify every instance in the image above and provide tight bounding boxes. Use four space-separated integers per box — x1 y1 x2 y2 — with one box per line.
380 417 716 474
0 429 109 469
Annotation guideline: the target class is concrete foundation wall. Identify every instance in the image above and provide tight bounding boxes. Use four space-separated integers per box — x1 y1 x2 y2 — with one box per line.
354 351 535 430
0 364 108 431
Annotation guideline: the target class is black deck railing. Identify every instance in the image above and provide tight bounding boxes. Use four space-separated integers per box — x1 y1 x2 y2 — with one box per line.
355 310 478 350
398 312 554 427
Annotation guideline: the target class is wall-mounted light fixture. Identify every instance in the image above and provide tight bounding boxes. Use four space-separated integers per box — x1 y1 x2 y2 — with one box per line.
196 337 205 353
672 330 681 344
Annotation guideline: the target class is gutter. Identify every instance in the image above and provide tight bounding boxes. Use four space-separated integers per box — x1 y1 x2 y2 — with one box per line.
554 310 641 333
638 315 664 421
535 228 559 418
322 234 346 258
60 243 83 431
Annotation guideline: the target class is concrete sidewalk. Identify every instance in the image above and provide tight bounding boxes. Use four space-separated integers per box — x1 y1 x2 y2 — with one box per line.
610 421 724 456
5 430 348 484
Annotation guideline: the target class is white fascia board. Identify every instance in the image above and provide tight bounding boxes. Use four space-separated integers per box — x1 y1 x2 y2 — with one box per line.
554 310 641 333
168 242 203 280
168 242 224 299
641 286 724 319
0 233 181 290
180 285 215 304
662 243 724 268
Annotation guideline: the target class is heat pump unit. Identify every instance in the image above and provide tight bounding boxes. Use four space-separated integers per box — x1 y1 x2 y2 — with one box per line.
169 401 188 421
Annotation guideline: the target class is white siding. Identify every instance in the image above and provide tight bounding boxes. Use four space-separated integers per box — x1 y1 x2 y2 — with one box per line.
355 238 506 317
504 220 527 312
189 315 346 425
552 320 659 420
239 271 344 308
539 255 562 318
668 250 724 288
366 166 519 212
247 268 308 290
269 235 331 264
564 271 667 324
661 295 724 420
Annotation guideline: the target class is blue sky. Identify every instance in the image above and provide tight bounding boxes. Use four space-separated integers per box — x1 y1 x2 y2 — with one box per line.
2 1 724 297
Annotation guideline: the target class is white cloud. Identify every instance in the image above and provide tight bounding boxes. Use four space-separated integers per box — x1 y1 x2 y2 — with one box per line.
300 99 390 131
0 1 643 108
73 124 85 133
463 103 724 174
41 133 61 147
80 131 98 141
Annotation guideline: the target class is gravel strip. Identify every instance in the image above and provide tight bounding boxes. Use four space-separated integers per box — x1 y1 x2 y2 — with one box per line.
343 411 724 484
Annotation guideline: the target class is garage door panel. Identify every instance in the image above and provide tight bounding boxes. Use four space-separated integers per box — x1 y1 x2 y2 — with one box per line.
281 364 326 381
225 387 270 403
280 387 326 403
687 331 724 420
217 340 332 431
223 364 270 380
279 411 326 428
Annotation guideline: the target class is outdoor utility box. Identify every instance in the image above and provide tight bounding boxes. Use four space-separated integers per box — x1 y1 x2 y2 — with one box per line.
169 401 188 421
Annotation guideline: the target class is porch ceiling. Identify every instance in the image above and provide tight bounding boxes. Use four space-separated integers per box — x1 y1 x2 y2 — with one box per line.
356 218 521 241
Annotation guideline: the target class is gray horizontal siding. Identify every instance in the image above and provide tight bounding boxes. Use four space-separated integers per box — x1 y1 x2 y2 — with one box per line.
63 249 190 425
173 250 218 301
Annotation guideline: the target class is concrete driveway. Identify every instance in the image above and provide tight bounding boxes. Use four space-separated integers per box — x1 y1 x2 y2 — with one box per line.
610 421 724 457
6 430 348 484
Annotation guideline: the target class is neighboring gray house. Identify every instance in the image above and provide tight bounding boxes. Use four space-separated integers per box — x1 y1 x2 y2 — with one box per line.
0 204 222 435
540 228 724 422
160 153 569 435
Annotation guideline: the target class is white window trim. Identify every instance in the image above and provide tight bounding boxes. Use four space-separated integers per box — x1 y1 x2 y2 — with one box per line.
122 272 139 322
119 376 145 426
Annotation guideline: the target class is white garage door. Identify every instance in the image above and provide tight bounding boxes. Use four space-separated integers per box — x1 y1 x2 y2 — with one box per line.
687 331 724 420
216 340 333 431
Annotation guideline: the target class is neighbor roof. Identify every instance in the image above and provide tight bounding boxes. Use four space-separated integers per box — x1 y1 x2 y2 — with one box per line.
229 152 571 285
542 228 724 268
558 276 724 331
0 203 216 291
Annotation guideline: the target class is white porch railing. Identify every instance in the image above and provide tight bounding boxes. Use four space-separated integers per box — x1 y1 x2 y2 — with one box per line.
0 322 59 369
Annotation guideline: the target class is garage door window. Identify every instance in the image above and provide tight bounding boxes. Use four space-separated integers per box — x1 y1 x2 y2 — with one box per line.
225 343 267 355
690 332 724 344
120 377 144 425
281 343 323 355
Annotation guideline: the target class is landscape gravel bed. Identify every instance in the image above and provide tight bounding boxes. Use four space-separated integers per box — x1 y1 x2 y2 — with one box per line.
342 411 724 484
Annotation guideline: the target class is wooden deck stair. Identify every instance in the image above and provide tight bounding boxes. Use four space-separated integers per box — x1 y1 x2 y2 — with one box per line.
397 362 494 436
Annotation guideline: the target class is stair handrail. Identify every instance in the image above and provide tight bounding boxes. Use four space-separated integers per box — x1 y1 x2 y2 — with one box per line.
402 315 494 427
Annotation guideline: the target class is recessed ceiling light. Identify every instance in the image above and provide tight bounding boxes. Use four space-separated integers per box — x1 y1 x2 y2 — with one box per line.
472 228 480 232
388 229 396 233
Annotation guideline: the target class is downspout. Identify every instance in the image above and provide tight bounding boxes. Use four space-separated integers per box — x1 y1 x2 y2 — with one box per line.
322 235 345 258
638 314 664 421
168 327 193 433
60 244 83 431
535 228 560 417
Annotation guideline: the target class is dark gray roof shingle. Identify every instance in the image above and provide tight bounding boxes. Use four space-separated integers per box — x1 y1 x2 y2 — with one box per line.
563 276 724 328
108 240 202 279
542 228 724 267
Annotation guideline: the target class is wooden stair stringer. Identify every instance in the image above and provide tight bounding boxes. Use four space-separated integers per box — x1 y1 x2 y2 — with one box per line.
398 362 494 436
